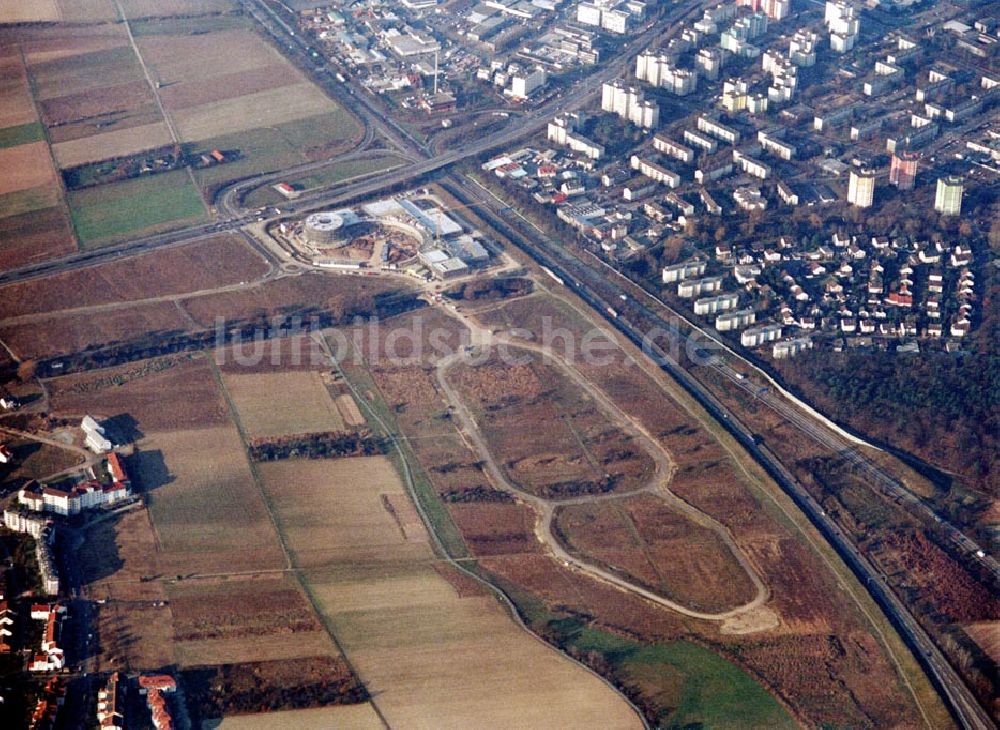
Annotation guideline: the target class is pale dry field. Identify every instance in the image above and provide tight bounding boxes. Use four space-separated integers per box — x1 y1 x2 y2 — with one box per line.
212 704 383 730
261 456 642 728
56 0 115 23
258 457 427 569
0 142 54 194
335 393 365 427
140 426 287 574
0 0 60 23
172 83 335 142
121 0 235 18
0 56 37 128
224 370 346 439
22 34 127 66
172 632 336 666
963 621 1000 663
137 29 287 86
51 120 172 168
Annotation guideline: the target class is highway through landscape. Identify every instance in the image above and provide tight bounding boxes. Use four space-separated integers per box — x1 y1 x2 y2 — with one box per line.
2 1 994 726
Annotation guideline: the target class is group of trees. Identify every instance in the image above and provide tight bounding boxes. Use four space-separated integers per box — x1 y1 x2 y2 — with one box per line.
248 431 386 461
776 349 999 489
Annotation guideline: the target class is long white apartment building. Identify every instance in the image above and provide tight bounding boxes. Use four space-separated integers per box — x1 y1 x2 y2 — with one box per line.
630 155 681 187
697 115 741 144
741 323 782 347
716 308 756 331
653 134 695 163
693 292 740 315
662 260 706 283
547 113 605 159
678 275 724 298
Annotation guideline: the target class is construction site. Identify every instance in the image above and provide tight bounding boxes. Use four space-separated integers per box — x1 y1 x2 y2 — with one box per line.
270 191 495 279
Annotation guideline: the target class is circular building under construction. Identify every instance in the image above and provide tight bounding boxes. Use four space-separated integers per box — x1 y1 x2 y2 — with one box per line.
303 212 346 245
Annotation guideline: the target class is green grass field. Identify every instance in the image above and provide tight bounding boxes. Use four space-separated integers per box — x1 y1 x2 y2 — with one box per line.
190 110 363 193
0 122 44 149
68 169 207 247
243 154 406 208
568 628 794 729
486 578 793 729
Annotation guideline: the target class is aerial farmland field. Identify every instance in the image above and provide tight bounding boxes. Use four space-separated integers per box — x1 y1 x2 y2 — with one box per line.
258 456 643 728
223 370 347 439
0 233 269 319
141 425 287 574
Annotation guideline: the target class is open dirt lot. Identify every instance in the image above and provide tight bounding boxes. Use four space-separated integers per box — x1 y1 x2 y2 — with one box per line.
121 0 235 18
0 142 56 195
447 352 655 498
0 204 76 270
0 55 38 129
39 79 154 128
553 496 758 614
51 120 172 168
158 64 297 112
0 300 188 359
167 575 337 667
56 0 116 23
140 425 286 574
258 457 429 569
0 233 268 320
47 355 231 432
258 454 641 727
224 370 346 439
181 272 409 328
173 83 336 142
28 45 139 100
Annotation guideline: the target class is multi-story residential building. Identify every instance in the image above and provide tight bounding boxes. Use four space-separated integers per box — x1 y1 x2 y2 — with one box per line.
653 134 695 163
716 309 756 331
889 150 918 190
934 176 963 215
847 169 875 208
662 260 707 283
601 81 659 128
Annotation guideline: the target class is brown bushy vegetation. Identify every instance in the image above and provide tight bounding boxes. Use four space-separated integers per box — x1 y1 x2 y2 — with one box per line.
181 657 368 721
247 431 386 461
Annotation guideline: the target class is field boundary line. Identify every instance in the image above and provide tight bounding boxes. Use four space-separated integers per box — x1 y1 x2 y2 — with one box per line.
206 353 392 729
110 0 208 213
17 45 79 251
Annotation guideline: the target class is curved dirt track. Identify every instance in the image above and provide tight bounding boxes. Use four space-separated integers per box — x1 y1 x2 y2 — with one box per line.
433 303 773 624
